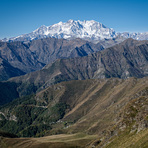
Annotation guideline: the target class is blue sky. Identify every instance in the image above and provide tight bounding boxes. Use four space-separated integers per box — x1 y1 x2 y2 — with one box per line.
0 0 148 39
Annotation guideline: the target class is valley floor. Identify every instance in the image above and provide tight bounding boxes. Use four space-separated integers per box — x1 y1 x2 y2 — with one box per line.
1 129 148 148
0 133 98 148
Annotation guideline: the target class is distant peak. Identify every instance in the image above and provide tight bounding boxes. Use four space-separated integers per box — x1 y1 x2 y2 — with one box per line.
4 20 148 42
87 20 97 23
39 25 47 28
67 19 75 23
67 19 99 24
124 38 136 42
120 38 137 46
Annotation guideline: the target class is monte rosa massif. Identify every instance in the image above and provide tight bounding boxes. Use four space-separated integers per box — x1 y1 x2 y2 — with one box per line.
2 20 148 42
0 20 148 148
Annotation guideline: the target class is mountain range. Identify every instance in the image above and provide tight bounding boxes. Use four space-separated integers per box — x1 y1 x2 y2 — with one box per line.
0 38 105 81
0 36 126 81
1 20 148 81
0 20 148 148
0 38 148 105
2 20 148 42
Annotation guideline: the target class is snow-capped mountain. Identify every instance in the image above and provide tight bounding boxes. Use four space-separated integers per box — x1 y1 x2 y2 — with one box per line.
117 32 148 40
5 20 117 42
3 20 148 42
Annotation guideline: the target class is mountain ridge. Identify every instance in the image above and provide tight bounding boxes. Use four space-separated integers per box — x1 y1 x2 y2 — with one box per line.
1 38 146 103
0 77 147 148
2 20 148 42
0 37 104 81
0 38 148 147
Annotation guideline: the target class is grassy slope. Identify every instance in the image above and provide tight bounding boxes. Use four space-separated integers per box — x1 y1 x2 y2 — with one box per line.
61 77 148 135
101 98 148 148
0 133 98 148
104 129 148 148
93 88 148 148
0 77 148 147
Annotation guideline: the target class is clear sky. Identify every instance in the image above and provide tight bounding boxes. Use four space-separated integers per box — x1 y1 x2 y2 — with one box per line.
0 0 148 39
